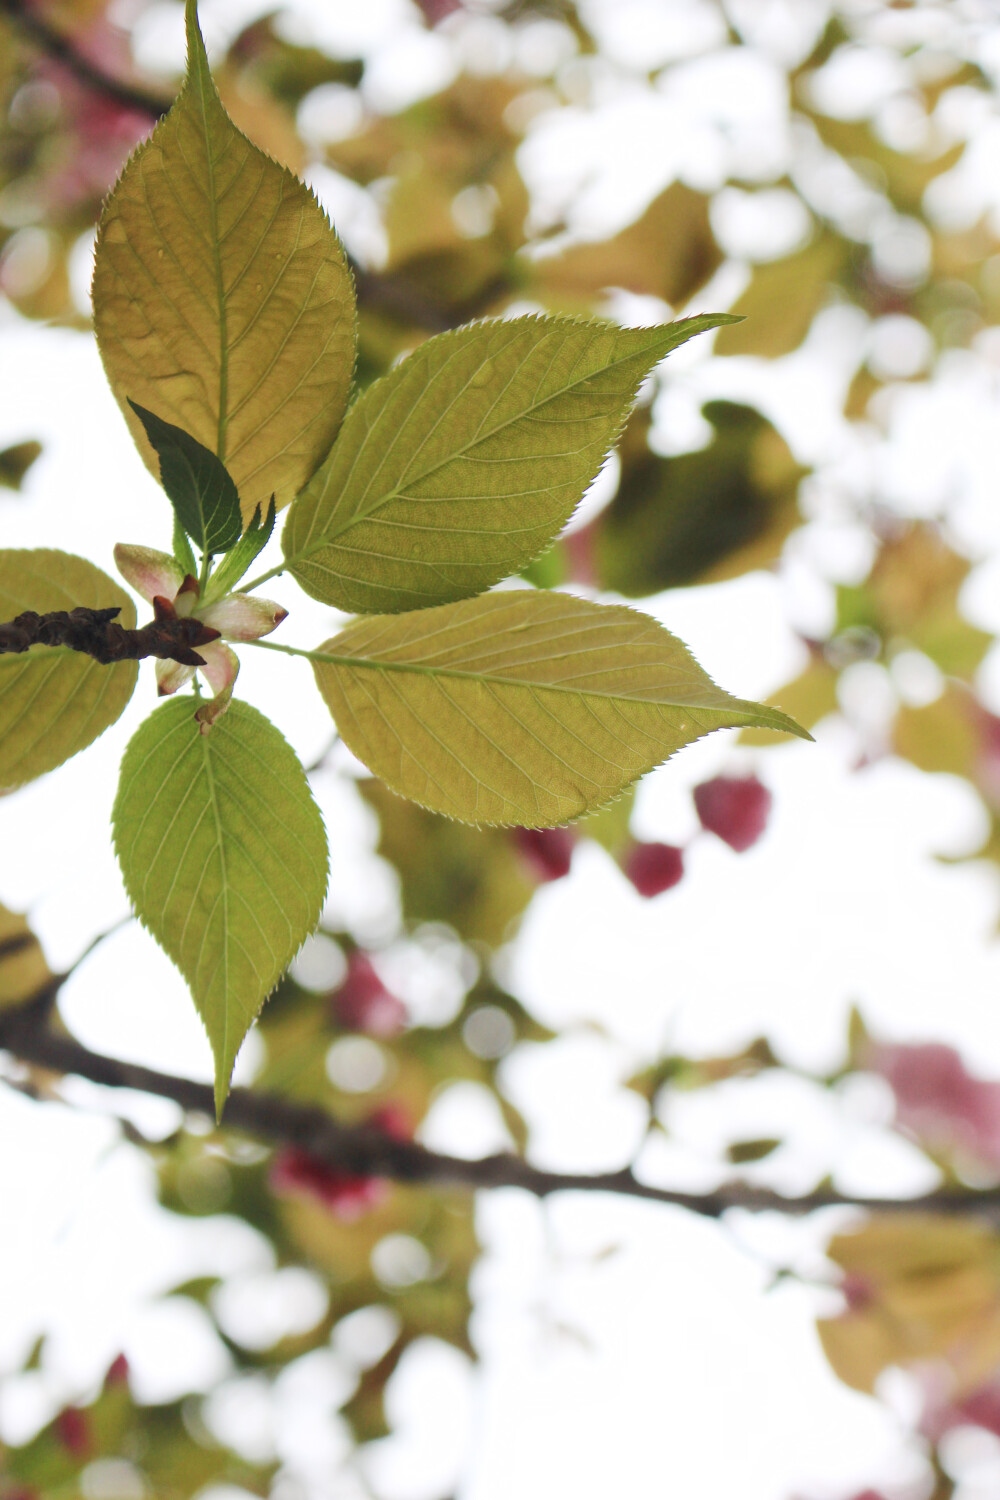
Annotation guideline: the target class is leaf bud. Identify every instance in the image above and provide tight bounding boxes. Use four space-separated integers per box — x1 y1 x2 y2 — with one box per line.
113 543 183 605
198 594 288 641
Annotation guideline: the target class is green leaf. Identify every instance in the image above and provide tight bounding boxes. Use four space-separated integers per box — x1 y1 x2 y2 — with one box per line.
0 904 52 1009
714 235 848 359
310 589 810 827
129 401 242 555
597 402 808 595
172 513 198 579
359 778 535 946
112 697 329 1115
0 550 138 789
532 181 722 309
283 313 737 613
0 440 42 491
92 0 356 518
204 497 276 600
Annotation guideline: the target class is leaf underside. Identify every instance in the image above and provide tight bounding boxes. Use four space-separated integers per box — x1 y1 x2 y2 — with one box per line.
0 550 138 789
312 589 809 827
92 0 356 518
112 697 329 1115
284 313 738 613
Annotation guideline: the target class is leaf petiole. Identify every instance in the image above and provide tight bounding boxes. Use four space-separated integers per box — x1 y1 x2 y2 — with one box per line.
236 561 285 594
246 638 337 663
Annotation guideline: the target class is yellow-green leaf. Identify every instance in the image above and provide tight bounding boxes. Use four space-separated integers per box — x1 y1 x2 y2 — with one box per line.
819 1214 1000 1396
92 0 356 518
112 697 329 1115
0 904 51 1009
360 778 535 945
531 181 722 310
597 401 807 596
283 314 736 613
0 440 42 492
714 234 848 359
0 550 138 789
310 590 810 827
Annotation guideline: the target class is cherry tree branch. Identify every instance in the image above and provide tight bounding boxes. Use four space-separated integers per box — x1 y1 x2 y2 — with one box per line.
0 0 171 118
0 605 220 667
0 990 989 1221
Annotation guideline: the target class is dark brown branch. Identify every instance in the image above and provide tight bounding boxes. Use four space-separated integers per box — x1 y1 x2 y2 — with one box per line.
0 995 992 1221
0 0 172 118
0 605 220 668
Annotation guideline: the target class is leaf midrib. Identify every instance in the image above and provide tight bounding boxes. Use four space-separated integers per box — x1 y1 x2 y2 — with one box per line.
199 721 231 1103
175 445 211 549
188 20 229 464
289 322 708 566
308 643 796 725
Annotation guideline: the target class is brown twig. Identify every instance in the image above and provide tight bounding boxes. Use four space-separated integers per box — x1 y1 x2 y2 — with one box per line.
0 988 991 1221
0 0 172 118
0 604 220 667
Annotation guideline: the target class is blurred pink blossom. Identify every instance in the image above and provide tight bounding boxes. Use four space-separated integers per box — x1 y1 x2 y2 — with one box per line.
35 13 155 213
512 825 576 882
920 1365 1000 1443
868 1040 1000 1166
330 951 407 1037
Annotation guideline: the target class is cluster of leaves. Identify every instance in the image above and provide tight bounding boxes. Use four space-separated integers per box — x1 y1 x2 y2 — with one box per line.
2 0 803 1116
4 1 1000 1496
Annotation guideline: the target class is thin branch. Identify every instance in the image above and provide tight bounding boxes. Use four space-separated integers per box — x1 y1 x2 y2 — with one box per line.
0 995 990 1220
63 914 133 974
0 0 171 118
0 604 220 667
306 731 341 775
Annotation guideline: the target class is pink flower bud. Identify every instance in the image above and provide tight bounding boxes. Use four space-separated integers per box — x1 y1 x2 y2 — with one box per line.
512 826 576 881
331 952 407 1037
623 841 684 897
199 594 288 642
55 1408 91 1458
693 774 772 852
269 1146 387 1221
368 1104 413 1140
113 544 183 605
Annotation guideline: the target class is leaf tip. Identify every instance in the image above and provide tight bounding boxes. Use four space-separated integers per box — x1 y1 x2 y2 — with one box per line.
184 0 212 86
764 708 814 742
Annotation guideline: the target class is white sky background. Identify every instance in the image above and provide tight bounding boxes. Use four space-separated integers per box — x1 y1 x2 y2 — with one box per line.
6 1 1000 1497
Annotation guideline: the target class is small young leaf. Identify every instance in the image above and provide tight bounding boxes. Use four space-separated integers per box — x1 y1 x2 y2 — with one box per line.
172 513 198 579
93 0 356 517
0 440 42 492
112 697 328 1115
311 590 810 827
283 313 738 614
129 401 242 556
0 550 138 789
204 498 276 601
0 904 51 1008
